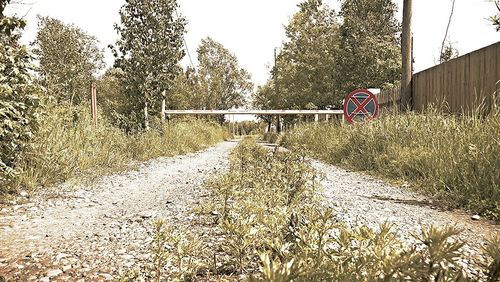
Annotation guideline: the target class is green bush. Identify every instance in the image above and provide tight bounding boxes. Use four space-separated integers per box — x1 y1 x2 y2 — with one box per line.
282 109 500 219
7 104 229 193
0 12 41 190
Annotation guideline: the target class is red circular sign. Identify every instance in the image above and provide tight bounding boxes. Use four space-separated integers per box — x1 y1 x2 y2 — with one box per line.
343 89 379 123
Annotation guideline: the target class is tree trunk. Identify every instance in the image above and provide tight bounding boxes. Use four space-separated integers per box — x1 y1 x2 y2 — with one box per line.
144 100 150 130
401 0 413 110
160 90 166 122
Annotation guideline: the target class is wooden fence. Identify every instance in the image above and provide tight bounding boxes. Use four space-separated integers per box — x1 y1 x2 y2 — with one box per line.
378 41 500 113
377 84 401 108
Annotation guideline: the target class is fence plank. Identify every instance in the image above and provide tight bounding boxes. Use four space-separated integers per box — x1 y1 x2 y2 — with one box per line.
485 44 497 112
460 54 471 111
380 41 499 113
468 49 482 111
412 74 418 110
449 59 457 112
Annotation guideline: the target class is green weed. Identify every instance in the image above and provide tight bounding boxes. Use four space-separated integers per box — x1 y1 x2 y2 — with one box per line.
147 139 500 281
150 219 205 281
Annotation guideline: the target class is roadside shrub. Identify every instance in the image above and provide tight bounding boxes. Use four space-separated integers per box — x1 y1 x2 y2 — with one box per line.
149 219 204 281
10 104 228 192
282 109 500 219
0 12 41 192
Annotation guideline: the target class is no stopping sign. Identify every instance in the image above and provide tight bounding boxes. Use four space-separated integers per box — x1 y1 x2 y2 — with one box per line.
343 89 379 123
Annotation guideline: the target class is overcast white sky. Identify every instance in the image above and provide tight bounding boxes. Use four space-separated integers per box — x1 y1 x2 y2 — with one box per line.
7 0 500 86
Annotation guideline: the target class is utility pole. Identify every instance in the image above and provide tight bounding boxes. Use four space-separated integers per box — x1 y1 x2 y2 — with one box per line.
401 0 413 110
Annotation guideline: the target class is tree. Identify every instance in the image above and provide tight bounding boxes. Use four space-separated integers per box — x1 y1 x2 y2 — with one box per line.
170 66 203 110
197 37 253 113
0 0 40 189
491 0 500 31
439 41 459 63
252 81 276 131
95 67 139 131
253 80 278 110
439 0 456 64
338 0 401 94
32 16 104 105
253 0 341 118
255 0 401 114
276 0 341 109
112 0 186 129
253 0 343 131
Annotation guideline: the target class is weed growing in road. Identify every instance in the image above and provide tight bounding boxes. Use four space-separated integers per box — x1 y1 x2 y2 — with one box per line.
282 108 500 219
150 219 205 281
148 138 500 281
484 235 500 282
262 132 280 144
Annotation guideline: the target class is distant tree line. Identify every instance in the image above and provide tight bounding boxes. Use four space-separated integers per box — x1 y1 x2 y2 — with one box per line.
29 0 253 132
253 0 402 115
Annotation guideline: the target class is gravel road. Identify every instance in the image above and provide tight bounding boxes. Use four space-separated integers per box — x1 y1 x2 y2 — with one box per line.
0 141 238 281
0 140 498 281
312 160 499 278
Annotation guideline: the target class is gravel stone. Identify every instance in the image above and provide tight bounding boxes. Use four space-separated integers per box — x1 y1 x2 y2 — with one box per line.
138 210 155 219
100 273 114 280
47 269 62 277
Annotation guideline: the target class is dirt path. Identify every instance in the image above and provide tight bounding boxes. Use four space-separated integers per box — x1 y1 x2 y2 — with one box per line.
312 160 499 277
1 140 498 281
0 141 238 281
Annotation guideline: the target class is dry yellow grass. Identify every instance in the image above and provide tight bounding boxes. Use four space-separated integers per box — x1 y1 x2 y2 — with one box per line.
282 108 500 219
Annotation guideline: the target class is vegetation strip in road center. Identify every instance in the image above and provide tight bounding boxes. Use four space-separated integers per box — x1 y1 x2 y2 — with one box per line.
146 138 500 281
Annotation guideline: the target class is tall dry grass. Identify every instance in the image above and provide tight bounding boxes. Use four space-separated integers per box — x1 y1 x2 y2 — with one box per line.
282 108 500 219
10 105 229 192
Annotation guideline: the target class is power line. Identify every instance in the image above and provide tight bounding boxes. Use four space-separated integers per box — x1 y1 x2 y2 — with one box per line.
440 0 456 61
183 35 196 70
175 8 195 70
